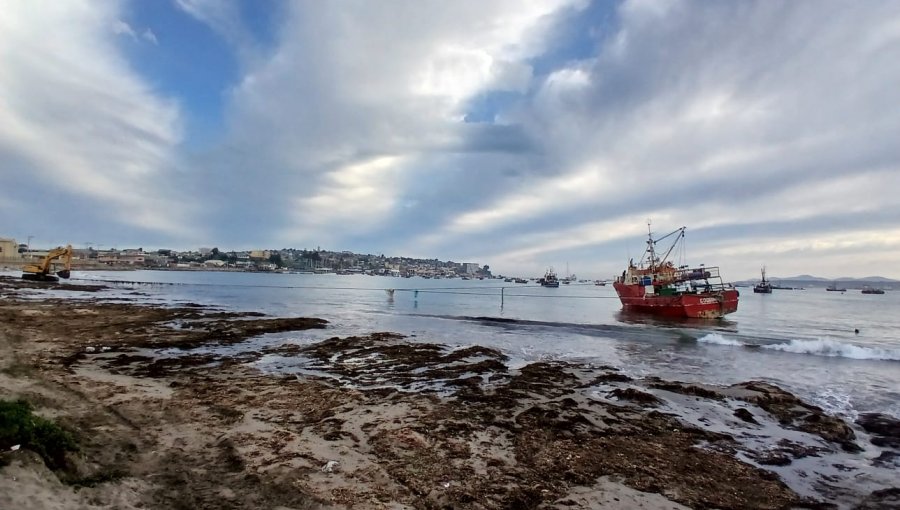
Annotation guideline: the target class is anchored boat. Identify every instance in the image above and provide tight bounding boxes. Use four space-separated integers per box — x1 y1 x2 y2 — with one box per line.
613 226 739 319
540 268 560 287
753 266 773 294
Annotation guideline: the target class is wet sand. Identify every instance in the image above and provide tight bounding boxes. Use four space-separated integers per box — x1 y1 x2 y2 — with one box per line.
1 276 897 509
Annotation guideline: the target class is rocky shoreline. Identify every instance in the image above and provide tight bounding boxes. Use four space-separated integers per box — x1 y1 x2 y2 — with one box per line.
1 276 898 509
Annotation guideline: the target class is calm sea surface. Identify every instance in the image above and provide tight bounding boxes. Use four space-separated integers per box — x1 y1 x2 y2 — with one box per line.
17 270 900 419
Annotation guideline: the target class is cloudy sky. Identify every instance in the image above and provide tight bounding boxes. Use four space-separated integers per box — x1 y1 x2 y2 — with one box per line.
2 0 900 279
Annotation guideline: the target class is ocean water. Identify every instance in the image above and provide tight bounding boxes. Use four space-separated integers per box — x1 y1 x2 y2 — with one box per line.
13 270 900 420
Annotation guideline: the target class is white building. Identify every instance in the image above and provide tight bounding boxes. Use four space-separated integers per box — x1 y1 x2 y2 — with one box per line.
0 237 24 264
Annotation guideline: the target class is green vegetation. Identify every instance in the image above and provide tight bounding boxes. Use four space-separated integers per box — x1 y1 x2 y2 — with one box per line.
268 252 284 267
0 399 77 469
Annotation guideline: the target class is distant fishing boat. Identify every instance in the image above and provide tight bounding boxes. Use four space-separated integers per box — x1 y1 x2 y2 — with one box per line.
613 225 739 319
753 267 773 294
861 286 885 295
826 282 847 292
562 263 576 283
540 268 560 288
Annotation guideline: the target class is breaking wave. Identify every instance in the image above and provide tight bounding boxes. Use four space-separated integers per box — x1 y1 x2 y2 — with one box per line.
697 334 900 361
696 333 743 346
761 339 900 361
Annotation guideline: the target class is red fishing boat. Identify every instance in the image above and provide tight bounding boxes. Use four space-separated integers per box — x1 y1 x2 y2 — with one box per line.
613 225 739 319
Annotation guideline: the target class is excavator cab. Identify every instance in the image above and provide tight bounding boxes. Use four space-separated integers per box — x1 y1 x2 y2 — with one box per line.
22 245 73 282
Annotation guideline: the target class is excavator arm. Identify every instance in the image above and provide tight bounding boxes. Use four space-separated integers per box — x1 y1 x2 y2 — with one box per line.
22 245 73 281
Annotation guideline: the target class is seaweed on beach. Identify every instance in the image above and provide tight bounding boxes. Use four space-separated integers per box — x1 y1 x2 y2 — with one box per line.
733 381 861 452
0 292 880 509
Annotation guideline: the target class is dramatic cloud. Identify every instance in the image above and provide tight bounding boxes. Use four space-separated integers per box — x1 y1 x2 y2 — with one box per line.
0 1 199 247
182 0 583 249
112 20 138 39
459 0 900 278
3 0 900 278
142 28 158 45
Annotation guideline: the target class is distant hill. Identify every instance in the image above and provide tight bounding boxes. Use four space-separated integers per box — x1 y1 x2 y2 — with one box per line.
735 275 899 289
836 276 899 283
783 274 829 282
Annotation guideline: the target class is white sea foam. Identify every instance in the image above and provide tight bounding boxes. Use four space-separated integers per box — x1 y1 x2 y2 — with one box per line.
696 333 743 346
761 338 900 361
809 386 858 420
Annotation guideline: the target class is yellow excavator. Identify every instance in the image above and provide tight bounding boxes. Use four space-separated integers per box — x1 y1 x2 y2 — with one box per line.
22 245 73 282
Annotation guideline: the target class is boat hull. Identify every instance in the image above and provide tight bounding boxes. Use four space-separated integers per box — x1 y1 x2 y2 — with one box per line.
613 283 739 319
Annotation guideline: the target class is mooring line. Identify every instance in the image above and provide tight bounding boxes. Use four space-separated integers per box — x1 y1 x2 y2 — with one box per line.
67 277 619 300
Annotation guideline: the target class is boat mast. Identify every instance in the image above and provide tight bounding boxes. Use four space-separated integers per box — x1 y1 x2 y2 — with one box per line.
645 221 657 270
640 221 686 271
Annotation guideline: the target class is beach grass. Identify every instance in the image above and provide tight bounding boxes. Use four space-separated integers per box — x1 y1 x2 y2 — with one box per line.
0 398 77 469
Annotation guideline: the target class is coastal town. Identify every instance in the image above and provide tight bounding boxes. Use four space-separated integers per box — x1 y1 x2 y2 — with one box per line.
0 237 492 279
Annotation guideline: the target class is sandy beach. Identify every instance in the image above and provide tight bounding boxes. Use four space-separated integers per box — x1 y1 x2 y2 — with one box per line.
1 276 898 509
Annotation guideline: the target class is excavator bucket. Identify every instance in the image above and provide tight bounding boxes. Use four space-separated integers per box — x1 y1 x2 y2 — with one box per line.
56 269 71 279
